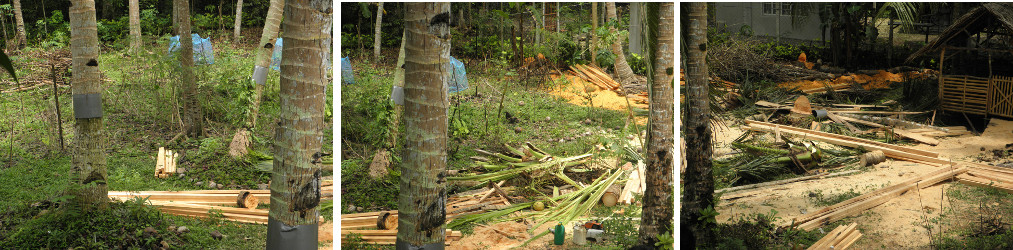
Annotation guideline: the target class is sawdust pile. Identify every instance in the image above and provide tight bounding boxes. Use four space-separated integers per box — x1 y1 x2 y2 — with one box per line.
779 70 934 91
547 73 648 125
452 221 532 250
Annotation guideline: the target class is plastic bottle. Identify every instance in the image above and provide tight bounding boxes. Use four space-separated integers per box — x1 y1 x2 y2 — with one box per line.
553 222 565 245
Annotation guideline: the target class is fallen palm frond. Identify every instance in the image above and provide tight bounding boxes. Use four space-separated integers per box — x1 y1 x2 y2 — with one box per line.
449 143 591 188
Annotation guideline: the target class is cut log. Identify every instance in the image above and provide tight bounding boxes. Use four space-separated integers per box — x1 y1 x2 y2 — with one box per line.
376 211 397 229
601 184 621 206
236 191 258 208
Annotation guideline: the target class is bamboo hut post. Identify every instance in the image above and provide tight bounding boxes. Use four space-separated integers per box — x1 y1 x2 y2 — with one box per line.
939 47 945 102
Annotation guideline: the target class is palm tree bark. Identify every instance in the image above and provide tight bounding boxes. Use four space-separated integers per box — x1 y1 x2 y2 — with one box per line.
606 2 637 87
12 0 26 48
373 3 384 62
591 3 598 67
397 3 451 249
638 2 676 247
680 2 715 247
129 0 141 53
265 0 329 248
69 0 108 211
233 0 244 41
228 0 284 158
174 0 202 138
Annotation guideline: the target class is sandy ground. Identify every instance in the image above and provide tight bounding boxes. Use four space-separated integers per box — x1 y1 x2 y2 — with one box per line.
711 117 1013 248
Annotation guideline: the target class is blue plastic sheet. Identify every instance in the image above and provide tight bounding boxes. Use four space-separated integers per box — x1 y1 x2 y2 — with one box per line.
167 33 215 65
341 57 355 85
447 56 468 93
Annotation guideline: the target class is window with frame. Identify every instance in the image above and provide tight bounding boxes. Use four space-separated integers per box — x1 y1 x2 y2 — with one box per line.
762 3 777 15
781 3 792 16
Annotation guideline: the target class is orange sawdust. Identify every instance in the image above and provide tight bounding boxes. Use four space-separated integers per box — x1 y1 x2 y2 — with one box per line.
779 70 932 91
548 73 649 125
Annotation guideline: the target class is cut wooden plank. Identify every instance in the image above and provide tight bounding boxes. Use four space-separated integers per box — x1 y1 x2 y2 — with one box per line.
893 129 940 145
718 170 860 195
155 147 166 178
808 223 849 250
789 167 966 230
477 180 507 203
490 181 513 206
829 110 927 115
826 112 860 133
957 174 1013 193
837 232 863 249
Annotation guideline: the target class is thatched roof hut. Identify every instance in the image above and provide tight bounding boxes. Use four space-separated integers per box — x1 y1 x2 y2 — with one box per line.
905 3 1013 63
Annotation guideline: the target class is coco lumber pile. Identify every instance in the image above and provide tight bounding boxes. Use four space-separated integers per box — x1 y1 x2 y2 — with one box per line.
340 194 512 230
154 147 179 178
341 229 463 245
956 166 1013 193
807 223 861 250
148 201 269 224
568 64 620 91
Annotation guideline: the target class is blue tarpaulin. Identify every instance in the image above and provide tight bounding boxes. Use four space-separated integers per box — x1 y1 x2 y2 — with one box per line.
447 56 468 93
167 33 215 65
341 57 355 85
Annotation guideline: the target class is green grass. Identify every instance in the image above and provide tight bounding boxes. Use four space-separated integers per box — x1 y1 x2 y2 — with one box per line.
931 183 1013 249
0 36 333 248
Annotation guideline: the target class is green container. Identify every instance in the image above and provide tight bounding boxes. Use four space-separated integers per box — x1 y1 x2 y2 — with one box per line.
553 223 565 245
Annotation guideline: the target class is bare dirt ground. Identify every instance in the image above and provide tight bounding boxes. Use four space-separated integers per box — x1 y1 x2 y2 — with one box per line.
712 117 1013 248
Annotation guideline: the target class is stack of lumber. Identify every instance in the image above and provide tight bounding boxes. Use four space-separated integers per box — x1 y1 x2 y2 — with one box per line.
807 223 862 250
339 189 505 245
956 166 1013 193
341 229 463 245
743 120 948 166
618 162 647 204
341 194 513 230
155 147 179 178
108 178 334 224
800 83 852 94
568 64 620 91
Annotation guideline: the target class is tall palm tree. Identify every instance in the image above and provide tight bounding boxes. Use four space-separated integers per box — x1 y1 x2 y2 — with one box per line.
12 0 26 48
129 0 141 52
233 0 244 41
174 0 201 138
369 29 407 177
265 0 330 247
373 3 384 61
638 2 675 247
398 3 451 248
591 3 598 67
606 2 637 86
69 0 108 211
229 0 284 158
680 2 715 247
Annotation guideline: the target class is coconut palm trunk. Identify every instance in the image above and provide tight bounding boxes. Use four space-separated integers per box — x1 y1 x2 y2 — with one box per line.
265 0 329 248
637 2 675 247
233 0 244 41
591 3 598 67
680 2 715 247
373 3 384 62
69 0 108 211
174 0 202 138
606 2 637 87
129 0 141 52
228 0 284 158
12 0 26 48
397 3 451 248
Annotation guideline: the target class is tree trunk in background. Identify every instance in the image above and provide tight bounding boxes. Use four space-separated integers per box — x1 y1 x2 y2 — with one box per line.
556 3 561 33
233 0 244 41
628 3 643 55
606 2 637 86
591 3 598 67
368 30 406 178
69 0 108 212
518 3 524 66
228 0 284 158
680 2 715 247
12 0 26 48
174 0 202 138
265 0 329 247
397 3 451 248
373 3 384 62
638 2 675 247
129 0 141 53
